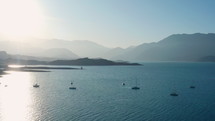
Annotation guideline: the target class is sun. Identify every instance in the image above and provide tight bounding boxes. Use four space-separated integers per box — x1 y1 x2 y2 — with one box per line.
0 0 45 40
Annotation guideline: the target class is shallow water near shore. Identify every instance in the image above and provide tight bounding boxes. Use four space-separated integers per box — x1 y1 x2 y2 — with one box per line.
0 62 215 121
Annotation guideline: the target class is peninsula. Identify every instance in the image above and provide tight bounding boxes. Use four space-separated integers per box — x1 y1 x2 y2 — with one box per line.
2 57 141 66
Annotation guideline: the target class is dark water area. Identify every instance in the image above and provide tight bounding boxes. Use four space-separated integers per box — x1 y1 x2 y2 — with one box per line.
0 62 215 121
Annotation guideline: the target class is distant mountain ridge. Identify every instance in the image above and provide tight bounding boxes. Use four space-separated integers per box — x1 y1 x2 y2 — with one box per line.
113 33 215 62
0 39 109 58
32 39 109 58
40 48 79 59
1 33 215 62
199 56 215 62
0 51 9 60
0 52 140 66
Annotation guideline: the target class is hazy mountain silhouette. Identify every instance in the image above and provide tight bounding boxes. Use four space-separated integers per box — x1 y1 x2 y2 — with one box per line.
32 39 110 58
39 48 79 59
103 46 137 60
103 47 125 59
0 51 56 63
1 33 215 62
0 39 110 58
199 56 215 62
0 40 44 56
0 51 9 60
113 33 215 61
0 51 140 66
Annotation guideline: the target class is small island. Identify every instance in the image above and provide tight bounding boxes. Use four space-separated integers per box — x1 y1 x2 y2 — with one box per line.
4 57 141 66
48 58 141 66
1 58 141 73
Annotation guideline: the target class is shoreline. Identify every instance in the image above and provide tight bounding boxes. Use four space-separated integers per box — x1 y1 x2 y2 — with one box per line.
5 66 83 72
0 71 8 77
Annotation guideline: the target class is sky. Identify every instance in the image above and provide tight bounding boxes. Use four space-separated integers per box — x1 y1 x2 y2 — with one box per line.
0 0 215 48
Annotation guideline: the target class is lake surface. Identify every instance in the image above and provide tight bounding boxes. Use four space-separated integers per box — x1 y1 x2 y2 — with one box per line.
1 62 215 121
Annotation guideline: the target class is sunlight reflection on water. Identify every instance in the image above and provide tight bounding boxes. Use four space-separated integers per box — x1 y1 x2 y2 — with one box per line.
1 64 215 121
0 71 33 121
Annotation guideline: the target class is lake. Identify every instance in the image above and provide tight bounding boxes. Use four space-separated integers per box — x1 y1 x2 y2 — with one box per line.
0 62 215 121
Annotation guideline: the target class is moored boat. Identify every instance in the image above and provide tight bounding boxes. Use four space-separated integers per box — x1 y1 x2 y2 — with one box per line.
69 87 76 89
33 83 40 88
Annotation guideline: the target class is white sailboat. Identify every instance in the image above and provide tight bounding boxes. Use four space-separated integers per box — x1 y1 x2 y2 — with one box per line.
33 83 40 88
131 80 140 90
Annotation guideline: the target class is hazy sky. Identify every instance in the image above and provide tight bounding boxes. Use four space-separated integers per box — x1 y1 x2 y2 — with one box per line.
1 0 215 47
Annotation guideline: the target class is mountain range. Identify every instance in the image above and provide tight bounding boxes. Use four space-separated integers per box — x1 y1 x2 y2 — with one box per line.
113 33 215 62
1 33 215 62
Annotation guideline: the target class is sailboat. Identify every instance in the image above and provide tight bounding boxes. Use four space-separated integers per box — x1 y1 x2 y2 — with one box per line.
33 77 40 88
170 79 179 96
69 81 76 90
190 80 196 89
190 86 195 89
170 89 178 96
131 80 140 90
33 83 40 88
69 87 76 89
170 92 178 96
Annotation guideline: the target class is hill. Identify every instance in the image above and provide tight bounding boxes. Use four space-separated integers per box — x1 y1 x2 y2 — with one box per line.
1 33 215 62
48 58 140 66
0 39 108 58
39 48 79 59
0 51 140 65
198 56 215 62
113 33 215 61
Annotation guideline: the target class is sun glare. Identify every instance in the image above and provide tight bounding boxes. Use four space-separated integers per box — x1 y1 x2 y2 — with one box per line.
0 72 32 121
0 0 45 40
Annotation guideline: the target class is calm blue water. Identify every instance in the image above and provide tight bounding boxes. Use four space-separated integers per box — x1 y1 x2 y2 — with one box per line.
1 62 215 121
